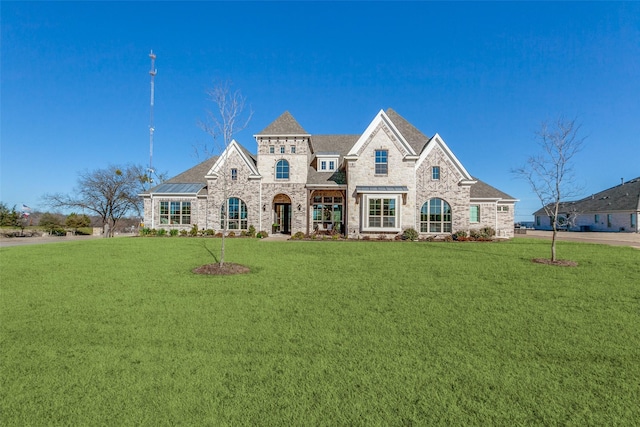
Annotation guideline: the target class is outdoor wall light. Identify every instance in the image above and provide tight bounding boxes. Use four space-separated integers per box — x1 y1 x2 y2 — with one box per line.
297 204 302 211
262 204 266 211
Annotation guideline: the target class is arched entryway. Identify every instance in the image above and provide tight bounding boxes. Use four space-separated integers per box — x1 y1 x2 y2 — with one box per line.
273 193 292 234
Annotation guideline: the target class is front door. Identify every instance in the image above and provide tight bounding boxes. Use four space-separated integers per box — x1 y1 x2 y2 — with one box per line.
274 203 291 234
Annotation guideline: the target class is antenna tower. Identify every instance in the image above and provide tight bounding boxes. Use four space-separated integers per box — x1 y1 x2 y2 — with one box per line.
148 50 157 178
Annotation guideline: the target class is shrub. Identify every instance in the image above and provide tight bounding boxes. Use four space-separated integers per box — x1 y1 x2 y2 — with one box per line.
480 226 496 238
140 227 151 237
256 232 263 238
248 225 256 238
402 228 419 241
156 228 167 237
453 230 468 240
425 236 435 242
258 230 268 238
179 229 188 237
149 229 157 236
292 231 305 240
203 229 215 236
331 233 340 240
169 229 179 237
227 231 236 237
189 224 198 237
214 232 223 238
377 234 387 241
443 235 453 242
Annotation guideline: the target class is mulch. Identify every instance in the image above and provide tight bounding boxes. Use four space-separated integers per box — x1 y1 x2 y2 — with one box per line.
532 258 578 267
192 262 251 275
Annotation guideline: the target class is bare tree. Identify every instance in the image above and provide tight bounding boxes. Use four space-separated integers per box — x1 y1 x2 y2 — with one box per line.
513 117 586 261
199 81 252 268
44 164 147 237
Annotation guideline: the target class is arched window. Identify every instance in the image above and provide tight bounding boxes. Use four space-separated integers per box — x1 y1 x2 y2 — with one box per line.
276 159 289 180
420 198 452 233
221 197 248 230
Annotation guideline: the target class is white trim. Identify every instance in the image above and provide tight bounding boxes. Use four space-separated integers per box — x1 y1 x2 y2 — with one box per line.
361 193 402 232
205 139 260 177
416 133 473 181
347 110 418 158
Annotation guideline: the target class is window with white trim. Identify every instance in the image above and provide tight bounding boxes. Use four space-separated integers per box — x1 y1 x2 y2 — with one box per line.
276 159 289 180
160 201 191 225
632 213 636 228
290 145 296 154
362 194 400 231
221 197 248 230
432 166 440 180
280 146 285 154
375 150 388 175
420 198 451 233
321 161 327 171
269 145 275 154
231 168 237 181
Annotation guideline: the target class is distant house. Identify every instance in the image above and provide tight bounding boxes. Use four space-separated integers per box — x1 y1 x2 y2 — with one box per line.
141 109 517 238
533 177 640 233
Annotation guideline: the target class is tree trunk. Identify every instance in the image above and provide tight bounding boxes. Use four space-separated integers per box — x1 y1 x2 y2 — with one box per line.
551 229 557 262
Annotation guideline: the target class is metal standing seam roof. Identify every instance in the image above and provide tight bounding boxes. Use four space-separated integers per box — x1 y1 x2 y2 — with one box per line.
356 186 409 192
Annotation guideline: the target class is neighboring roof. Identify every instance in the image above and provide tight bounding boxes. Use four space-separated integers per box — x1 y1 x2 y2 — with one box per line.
257 111 309 136
533 177 640 215
385 108 431 154
470 178 517 201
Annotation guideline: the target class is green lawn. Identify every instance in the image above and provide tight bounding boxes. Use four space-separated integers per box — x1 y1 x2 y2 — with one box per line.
1 238 638 425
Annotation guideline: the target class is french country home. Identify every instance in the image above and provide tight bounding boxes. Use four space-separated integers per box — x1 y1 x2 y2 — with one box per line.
141 109 518 238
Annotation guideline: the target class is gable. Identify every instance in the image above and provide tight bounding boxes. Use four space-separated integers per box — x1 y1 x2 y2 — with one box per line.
416 133 474 183
346 110 418 159
206 140 260 178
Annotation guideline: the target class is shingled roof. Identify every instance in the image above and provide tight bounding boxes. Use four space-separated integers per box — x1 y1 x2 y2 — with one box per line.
385 108 431 154
257 111 309 135
470 178 517 200
533 177 640 215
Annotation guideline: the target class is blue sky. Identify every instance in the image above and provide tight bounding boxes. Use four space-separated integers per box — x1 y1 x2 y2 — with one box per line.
2 1 639 221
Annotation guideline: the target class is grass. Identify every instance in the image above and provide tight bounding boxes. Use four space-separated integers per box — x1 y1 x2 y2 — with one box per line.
1 237 639 425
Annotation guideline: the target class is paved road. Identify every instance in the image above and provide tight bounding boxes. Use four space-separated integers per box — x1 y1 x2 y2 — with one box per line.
518 230 640 249
0 234 130 248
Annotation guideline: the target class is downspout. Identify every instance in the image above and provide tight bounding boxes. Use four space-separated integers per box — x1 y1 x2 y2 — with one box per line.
151 194 155 229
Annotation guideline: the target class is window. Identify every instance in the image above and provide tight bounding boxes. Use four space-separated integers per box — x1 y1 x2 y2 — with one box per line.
536 216 540 226
160 201 191 225
290 145 296 154
594 214 600 223
368 198 396 228
470 205 480 223
632 214 637 228
329 161 335 170
432 166 440 180
375 150 388 175
312 195 343 232
269 145 275 154
276 159 289 180
607 214 612 228
231 168 237 181
321 161 327 171
498 205 509 212
280 146 285 154
221 197 247 230
420 198 452 233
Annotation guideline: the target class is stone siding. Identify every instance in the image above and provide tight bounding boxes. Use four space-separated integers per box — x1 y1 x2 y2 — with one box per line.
416 146 470 235
346 122 417 237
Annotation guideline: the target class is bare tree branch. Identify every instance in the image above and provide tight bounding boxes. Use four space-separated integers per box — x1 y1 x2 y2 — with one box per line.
512 116 586 261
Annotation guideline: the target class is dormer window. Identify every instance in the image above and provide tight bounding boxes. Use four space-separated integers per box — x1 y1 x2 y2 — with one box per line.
317 153 339 172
